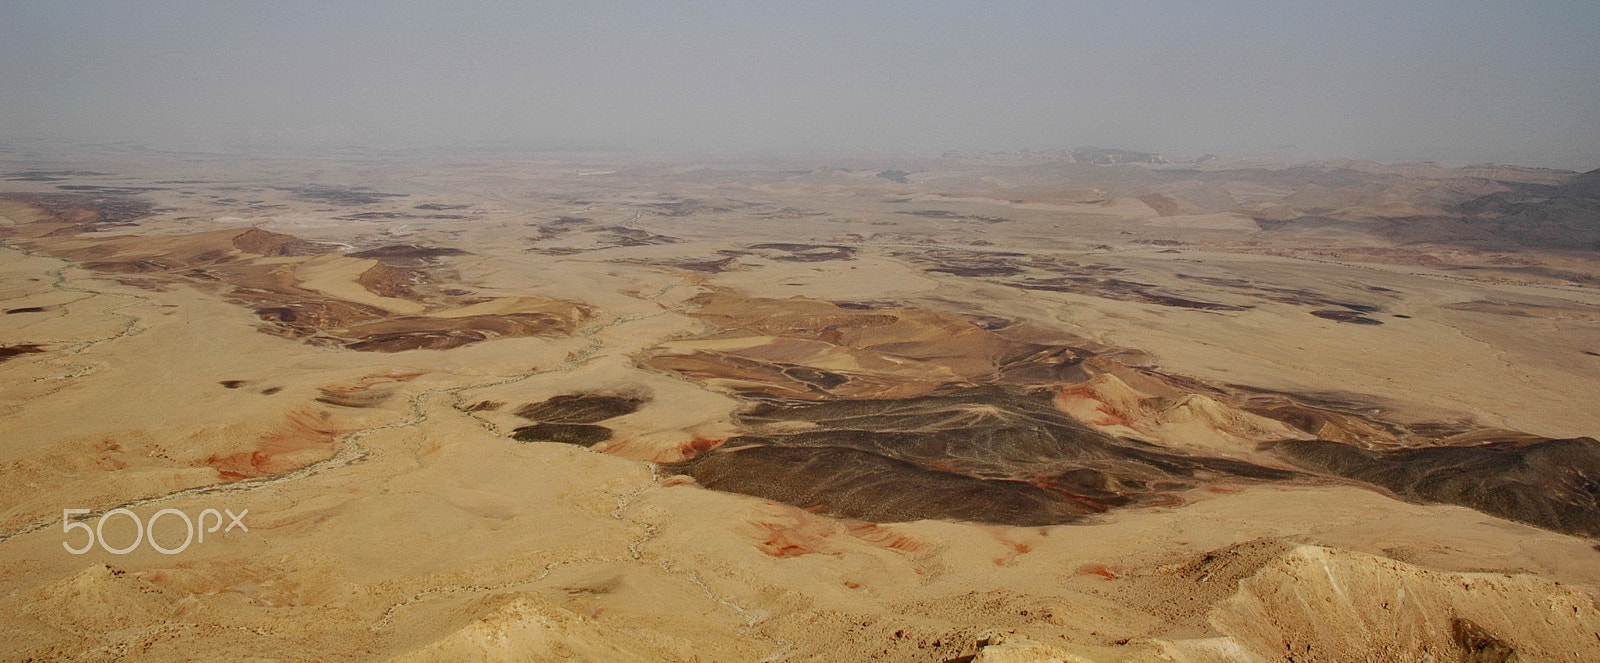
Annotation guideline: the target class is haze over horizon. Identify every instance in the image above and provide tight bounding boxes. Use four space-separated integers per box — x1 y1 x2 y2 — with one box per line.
3 1 1598 170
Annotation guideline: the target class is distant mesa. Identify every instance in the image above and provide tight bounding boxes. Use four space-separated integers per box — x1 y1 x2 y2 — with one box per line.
1070 147 1167 165
1449 180 1600 250
940 147 1167 166
232 227 331 257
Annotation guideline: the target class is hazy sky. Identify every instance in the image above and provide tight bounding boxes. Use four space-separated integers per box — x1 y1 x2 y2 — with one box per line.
3 1 1597 168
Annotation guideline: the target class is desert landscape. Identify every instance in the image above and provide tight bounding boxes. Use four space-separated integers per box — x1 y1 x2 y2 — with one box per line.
0 144 1596 661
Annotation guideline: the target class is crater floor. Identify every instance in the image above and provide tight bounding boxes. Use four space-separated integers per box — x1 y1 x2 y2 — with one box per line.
2 150 1598 661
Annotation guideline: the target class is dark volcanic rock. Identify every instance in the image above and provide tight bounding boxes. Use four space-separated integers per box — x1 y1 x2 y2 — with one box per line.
0 344 46 364
349 244 469 266
341 313 572 352
511 423 614 446
1452 618 1518 663
1310 309 1384 325
1273 436 1600 538
686 445 1094 526
669 385 1296 526
513 394 645 424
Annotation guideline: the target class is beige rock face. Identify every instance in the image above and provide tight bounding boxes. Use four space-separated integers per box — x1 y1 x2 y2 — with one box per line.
973 636 1094 663
1139 545 1600 663
389 594 688 663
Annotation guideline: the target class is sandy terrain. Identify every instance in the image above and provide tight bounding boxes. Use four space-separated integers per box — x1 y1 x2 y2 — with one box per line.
0 149 1597 661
